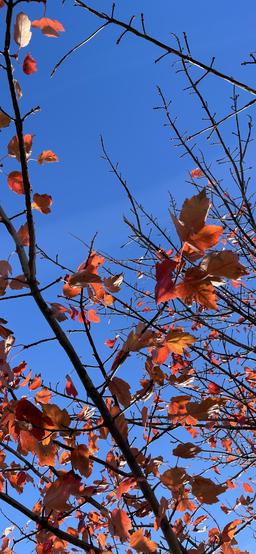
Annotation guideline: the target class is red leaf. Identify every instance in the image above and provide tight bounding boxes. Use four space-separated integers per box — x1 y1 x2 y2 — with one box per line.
8 171 24 195
23 53 37 75
155 258 176 304
65 374 78 398
17 223 29 246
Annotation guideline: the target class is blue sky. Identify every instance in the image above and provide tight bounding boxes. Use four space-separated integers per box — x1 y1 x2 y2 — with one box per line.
1 0 256 551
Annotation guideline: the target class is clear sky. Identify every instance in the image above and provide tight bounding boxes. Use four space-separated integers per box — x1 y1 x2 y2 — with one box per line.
1 0 256 551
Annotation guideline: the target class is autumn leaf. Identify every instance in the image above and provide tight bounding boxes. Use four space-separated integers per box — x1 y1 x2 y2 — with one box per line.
38 150 59 164
32 18 65 38
161 467 189 490
110 508 132 541
17 223 29 246
109 377 131 408
173 442 201 458
104 273 123 293
68 269 102 288
65 374 78 398
191 476 227 504
155 258 176 304
221 520 243 543
23 53 37 75
42 404 70 431
172 267 218 310
186 225 223 254
35 387 52 404
50 303 69 322
130 530 157 553
171 189 210 242
0 111 11 129
71 445 90 477
8 134 32 161
32 193 52 214
43 471 81 512
200 251 248 280
165 329 196 354
14 13 32 48
190 168 205 178
8 171 24 195
87 309 100 323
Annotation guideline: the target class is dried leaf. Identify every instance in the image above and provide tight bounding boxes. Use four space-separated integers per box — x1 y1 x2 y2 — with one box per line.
165 329 196 354
173 442 201 458
14 12 32 48
200 251 248 280
0 111 11 129
192 476 227 504
109 377 131 408
32 193 52 214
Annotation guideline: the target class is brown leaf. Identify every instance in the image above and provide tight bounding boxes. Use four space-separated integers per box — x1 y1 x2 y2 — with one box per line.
173 443 201 458
171 189 210 241
200 251 248 280
0 111 11 129
161 467 189 490
23 53 37 75
17 223 29 246
172 267 218 310
192 475 227 504
109 377 131 408
32 193 52 214
71 445 90 477
104 273 123 293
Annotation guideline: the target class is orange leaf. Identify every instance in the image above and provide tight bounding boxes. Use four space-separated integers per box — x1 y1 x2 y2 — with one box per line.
32 193 52 214
32 18 65 38
23 53 37 75
35 387 52 404
87 309 100 323
161 467 189 490
38 150 59 164
130 530 157 553
243 482 253 493
8 134 32 160
190 168 204 178
187 224 223 253
110 508 132 541
8 171 24 195
165 329 196 354
172 267 218 310
29 374 42 390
